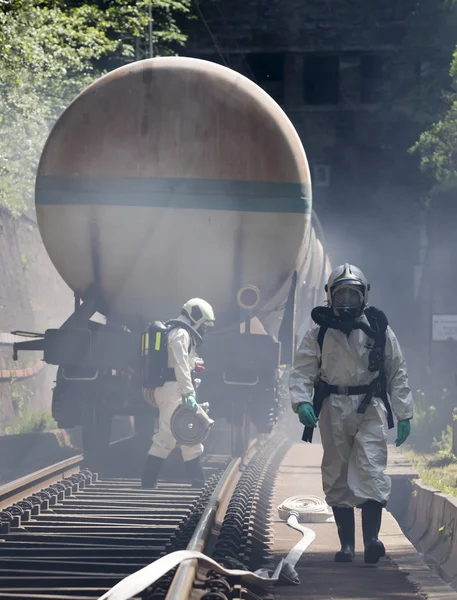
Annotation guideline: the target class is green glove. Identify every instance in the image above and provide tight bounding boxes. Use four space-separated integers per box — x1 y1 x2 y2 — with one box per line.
298 403 318 427
395 419 411 447
184 392 198 413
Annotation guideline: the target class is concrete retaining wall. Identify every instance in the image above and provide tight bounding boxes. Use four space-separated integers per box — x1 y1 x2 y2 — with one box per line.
386 445 420 525
0 210 73 431
394 473 457 589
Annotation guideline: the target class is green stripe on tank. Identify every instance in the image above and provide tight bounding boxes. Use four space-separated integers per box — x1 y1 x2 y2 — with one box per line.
36 176 312 214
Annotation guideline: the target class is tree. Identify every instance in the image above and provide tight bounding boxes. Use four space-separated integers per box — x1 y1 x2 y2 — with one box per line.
0 0 193 216
392 0 457 127
410 54 457 193
396 0 457 195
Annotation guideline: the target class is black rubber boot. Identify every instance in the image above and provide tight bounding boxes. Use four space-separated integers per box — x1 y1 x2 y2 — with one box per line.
361 500 385 564
332 507 355 562
184 457 206 488
141 455 164 489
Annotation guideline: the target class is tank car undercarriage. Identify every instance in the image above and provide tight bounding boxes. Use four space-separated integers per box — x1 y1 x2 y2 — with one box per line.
12 286 292 461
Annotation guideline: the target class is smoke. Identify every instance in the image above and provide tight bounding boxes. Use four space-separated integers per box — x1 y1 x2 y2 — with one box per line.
318 201 421 372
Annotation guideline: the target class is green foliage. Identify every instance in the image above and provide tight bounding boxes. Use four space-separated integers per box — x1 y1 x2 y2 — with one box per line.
10 377 33 414
0 0 193 216
403 448 457 497
429 425 457 466
432 424 454 453
407 388 455 453
404 1 457 192
407 397 438 451
5 410 57 435
411 98 457 192
5 376 57 434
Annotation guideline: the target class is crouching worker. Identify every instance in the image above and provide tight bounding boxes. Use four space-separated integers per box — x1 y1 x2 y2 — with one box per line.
289 264 413 564
141 298 215 489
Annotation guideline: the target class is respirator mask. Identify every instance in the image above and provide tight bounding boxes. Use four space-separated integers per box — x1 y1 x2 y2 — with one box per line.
331 284 365 320
197 322 209 337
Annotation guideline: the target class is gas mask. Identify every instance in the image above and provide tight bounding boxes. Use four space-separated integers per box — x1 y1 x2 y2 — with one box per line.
331 285 365 320
197 322 209 337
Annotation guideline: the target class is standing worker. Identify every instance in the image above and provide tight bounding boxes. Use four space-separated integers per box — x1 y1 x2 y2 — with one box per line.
289 264 413 564
141 298 215 489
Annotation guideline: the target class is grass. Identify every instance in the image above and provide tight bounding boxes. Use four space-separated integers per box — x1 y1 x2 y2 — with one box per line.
401 388 457 497
5 410 57 435
3 379 57 436
402 448 457 497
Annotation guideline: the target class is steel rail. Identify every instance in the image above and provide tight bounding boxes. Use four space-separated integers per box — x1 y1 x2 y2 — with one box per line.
0 434 138 510
165 439 259 600
0 436 257 598
0 454 84 511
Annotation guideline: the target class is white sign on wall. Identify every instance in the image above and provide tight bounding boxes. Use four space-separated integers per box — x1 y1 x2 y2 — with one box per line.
432 315 457 341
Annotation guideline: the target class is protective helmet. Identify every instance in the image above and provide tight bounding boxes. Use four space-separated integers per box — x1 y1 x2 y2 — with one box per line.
325 263 370 318
181 298 215 330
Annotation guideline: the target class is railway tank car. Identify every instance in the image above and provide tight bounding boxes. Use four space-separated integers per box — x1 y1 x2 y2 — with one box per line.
13 57 329 459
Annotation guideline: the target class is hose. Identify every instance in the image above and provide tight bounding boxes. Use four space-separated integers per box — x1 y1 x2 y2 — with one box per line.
277 495 335 523
99 496 333 599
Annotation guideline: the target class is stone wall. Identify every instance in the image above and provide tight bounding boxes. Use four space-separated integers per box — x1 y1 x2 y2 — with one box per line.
0 209 73 431
185 0 419 193
186 0 415 53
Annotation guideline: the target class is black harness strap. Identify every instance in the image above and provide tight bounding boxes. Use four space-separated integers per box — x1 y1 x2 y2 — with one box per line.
361 307 394 428
302 306 394 443
317 325 327 362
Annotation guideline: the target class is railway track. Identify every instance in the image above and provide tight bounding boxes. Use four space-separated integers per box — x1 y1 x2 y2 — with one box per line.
0 433 289 600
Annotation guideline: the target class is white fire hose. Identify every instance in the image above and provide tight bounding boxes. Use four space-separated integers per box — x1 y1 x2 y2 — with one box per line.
170 403 214 445
98 495 333 600
278 495 335 523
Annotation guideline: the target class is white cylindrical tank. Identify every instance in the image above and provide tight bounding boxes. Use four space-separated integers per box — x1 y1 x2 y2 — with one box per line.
36 57 312 325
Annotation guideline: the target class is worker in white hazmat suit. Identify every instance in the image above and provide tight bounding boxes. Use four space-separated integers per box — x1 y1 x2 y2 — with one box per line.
141 298 215 489
289 264 413 564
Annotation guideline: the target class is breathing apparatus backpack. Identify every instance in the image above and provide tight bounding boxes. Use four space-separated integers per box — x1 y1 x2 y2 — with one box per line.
141 320 202 389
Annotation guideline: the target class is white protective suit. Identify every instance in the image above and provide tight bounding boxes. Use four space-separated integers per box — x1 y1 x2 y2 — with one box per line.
289 316 413 507
148 317 203 462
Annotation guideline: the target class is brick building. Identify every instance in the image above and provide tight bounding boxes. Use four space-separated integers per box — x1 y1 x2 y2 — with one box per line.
184 1 420 204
